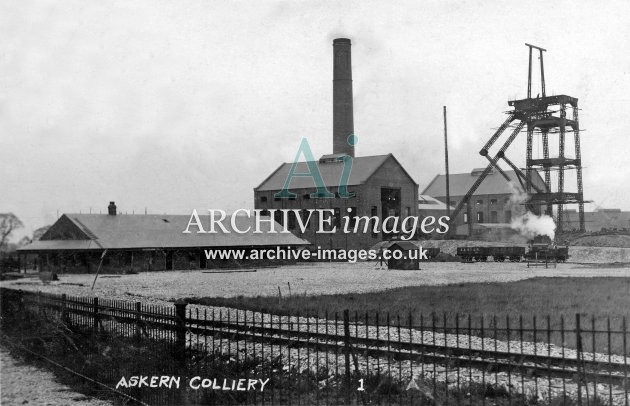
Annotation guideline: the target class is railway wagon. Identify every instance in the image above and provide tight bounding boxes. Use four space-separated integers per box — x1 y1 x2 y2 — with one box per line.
491 246 525 262
456 246 492 262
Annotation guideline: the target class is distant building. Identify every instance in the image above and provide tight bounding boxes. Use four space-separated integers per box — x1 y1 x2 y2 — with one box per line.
422 168 547 236
562 208 630 232
418 194 453 218
254 154 418 251
17 202 309 273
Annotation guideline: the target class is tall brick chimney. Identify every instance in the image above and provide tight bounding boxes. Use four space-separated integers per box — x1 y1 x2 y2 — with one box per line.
333 38 355 157
108 201 117 216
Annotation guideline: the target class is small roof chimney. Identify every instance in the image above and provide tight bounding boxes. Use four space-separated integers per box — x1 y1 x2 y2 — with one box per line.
108 201 117 216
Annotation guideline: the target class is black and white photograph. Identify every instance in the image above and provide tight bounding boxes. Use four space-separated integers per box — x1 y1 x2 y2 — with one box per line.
1 1 629 405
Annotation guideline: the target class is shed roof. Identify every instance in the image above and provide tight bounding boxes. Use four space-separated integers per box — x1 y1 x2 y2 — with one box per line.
421 169 547 197
19 213 310 252
255 154 416 192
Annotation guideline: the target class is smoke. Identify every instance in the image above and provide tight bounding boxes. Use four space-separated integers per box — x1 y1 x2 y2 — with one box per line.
507 181 556 240
508 181 528 205
511 212 556 240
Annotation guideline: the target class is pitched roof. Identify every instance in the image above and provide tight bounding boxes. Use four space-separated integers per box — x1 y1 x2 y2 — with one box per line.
418 194 454 211
255 154 416 192
421 169 547 197
19 213 310 251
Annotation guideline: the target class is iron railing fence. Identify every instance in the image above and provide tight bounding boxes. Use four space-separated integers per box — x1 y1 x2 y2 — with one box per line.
1 287 628 406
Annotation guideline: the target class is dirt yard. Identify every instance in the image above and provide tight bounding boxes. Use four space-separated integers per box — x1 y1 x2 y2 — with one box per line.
2 260 629 303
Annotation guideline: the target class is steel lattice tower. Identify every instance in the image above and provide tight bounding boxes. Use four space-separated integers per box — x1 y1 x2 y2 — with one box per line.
449 44 586 236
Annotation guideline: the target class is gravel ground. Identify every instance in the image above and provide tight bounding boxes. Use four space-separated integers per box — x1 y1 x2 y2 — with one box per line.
2 261 629 301
0 346 114 406
3 261 629 404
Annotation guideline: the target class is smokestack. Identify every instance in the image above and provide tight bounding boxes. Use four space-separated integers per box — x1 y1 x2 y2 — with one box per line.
108 201 117 216
333 38 355 157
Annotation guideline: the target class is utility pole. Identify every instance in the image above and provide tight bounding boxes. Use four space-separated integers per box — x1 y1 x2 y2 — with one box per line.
443 106 451 219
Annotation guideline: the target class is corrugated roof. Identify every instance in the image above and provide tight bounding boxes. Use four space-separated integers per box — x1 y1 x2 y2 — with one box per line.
19 213 310 251
255 154 415 191
421 170 547 197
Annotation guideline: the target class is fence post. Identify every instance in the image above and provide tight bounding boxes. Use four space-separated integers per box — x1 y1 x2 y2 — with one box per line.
576 313 583 406
61 294 67 322
174 301 187 370
92 297 99 338
343 309 351 402
135 302 142 342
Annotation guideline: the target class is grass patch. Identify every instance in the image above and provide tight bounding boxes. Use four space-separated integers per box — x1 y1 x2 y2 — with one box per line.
185 277 630 354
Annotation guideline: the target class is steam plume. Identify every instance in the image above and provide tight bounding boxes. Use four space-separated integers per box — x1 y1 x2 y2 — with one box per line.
507 181 556 240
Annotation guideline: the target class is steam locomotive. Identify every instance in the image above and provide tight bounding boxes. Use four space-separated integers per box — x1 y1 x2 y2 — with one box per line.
456 244 569 263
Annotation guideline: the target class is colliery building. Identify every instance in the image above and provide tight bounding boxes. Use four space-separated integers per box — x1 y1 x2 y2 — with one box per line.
422 168 547 236
18 202 309 273
254 38 418 251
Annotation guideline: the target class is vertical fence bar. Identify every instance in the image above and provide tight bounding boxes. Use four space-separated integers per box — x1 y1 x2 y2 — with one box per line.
61 293 67 323
92 297 99 338
343 309 351 404
432 312 437 400
607 316 612 405
561 315 567 404
519 315 525 401
493 314 498 403
409 311 413 392
576 313 583 406
623 316 628 406
533 315 538 398
592 315 597 403
376 312 380 376
468 314 472 406
326 311 330 384
456 313 461 406
174 301 187 373
442 312 448 406
546 315 552 405
398 314 402 406
387 312 391 404
480 314 485 406
135 302 142 341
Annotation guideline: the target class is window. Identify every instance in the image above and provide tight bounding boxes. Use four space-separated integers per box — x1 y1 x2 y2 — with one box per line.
476 199 484 205
347 207 357 228
463 213 468 224
260 209 270 216
288 211 297 230
490 199 497 205
274 210 283 227
505 210 512 223
303 194 311 200
371 206 378 237
477 212 484 222
288 195 296 201
273 196 281 202
260 196 267 203
302 209 311 229
333 208 341 229
490 211 497 223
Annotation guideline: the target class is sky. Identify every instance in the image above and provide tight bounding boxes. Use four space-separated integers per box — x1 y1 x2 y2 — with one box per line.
2 0 630 241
